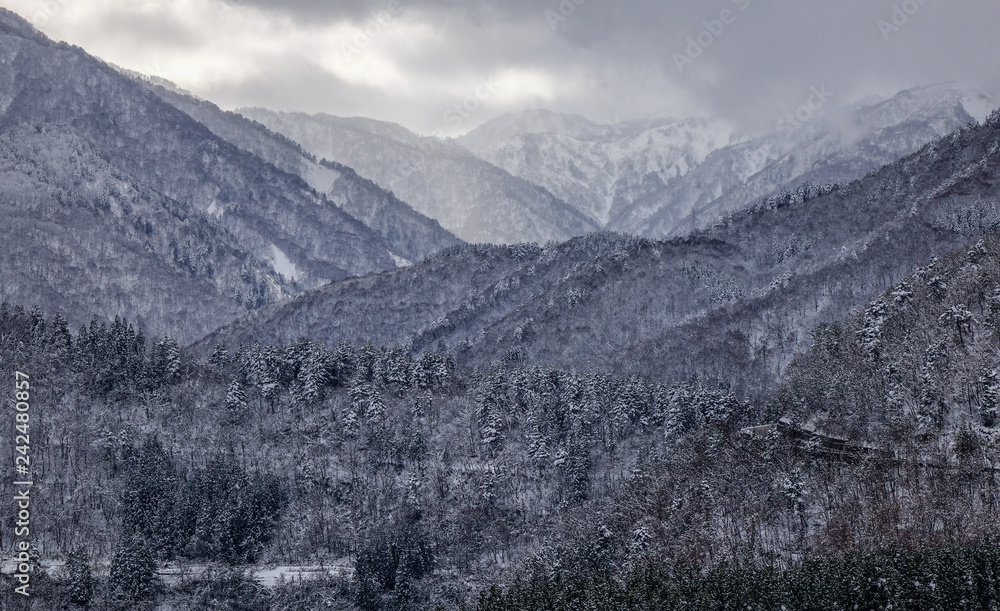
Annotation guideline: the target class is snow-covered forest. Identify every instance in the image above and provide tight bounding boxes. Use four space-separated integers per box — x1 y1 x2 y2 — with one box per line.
4 2 1000 609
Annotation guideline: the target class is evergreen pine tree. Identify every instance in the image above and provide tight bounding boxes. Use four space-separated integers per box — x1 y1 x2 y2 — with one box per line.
109 531 156 606
48 312 73 361
333 341 357 386
66 548 94 609
980 368 1000 427
225 379 249 423
120 437 178 557
149 336 182 387
209 344 231 371
526 419 550 475
28 305 46 346
294 340 330 405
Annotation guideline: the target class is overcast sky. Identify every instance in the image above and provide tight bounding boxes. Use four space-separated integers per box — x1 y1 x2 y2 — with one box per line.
3 0 999 135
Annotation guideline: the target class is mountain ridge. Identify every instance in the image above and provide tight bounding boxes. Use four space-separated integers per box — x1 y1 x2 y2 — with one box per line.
459 85 996 240
238 107 599 244
0 7 400 283
0 7 435 340
136 82 463 263
202 109 1000 398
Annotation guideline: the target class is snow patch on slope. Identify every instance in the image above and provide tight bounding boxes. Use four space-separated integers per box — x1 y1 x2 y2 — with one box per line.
305 163 341 194
270 245 302 281
391 253 412 268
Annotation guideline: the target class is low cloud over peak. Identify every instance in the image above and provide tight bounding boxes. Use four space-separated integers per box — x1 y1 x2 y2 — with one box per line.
4 0 997 134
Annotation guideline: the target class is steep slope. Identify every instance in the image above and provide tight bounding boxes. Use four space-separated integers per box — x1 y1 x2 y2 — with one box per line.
205 110 1000 398
137 80 461 262
197 243 541 351
461 86 995 239
777 230 1000 442
463 113 736 226
0 124 284 343
639 84 997 238
0 9 398 290
238 109 598 244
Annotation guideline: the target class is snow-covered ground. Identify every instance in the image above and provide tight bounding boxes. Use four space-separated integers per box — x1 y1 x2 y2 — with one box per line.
1 559 355 587
270 244 304 282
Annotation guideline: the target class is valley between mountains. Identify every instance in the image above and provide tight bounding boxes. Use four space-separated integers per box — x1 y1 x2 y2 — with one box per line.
4 6 1000 609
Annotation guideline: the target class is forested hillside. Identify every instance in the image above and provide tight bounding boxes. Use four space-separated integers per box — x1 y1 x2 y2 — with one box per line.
0 303 749 609
11 220 1000 608
208 109 1000 398
0 123 286 343
479 184 1000 611
4 4 1000 609
239 109 599 245
139 82 461 263
0 8 412 342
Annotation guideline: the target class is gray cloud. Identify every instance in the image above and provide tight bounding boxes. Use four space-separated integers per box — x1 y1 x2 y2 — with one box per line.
8 0 999 135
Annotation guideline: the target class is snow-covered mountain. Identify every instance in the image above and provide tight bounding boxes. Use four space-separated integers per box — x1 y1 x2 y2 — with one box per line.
460 112 737 225
632 84 998 238
138 81 462 263
238 109 598 244
456 108 616 151
0 8 418 339
0 122 286 344
206 108 1000 397
461 85 997 238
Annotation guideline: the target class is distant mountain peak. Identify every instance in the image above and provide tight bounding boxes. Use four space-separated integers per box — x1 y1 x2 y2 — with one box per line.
240 108 599 244
457 84 998 238
457 109 610 151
